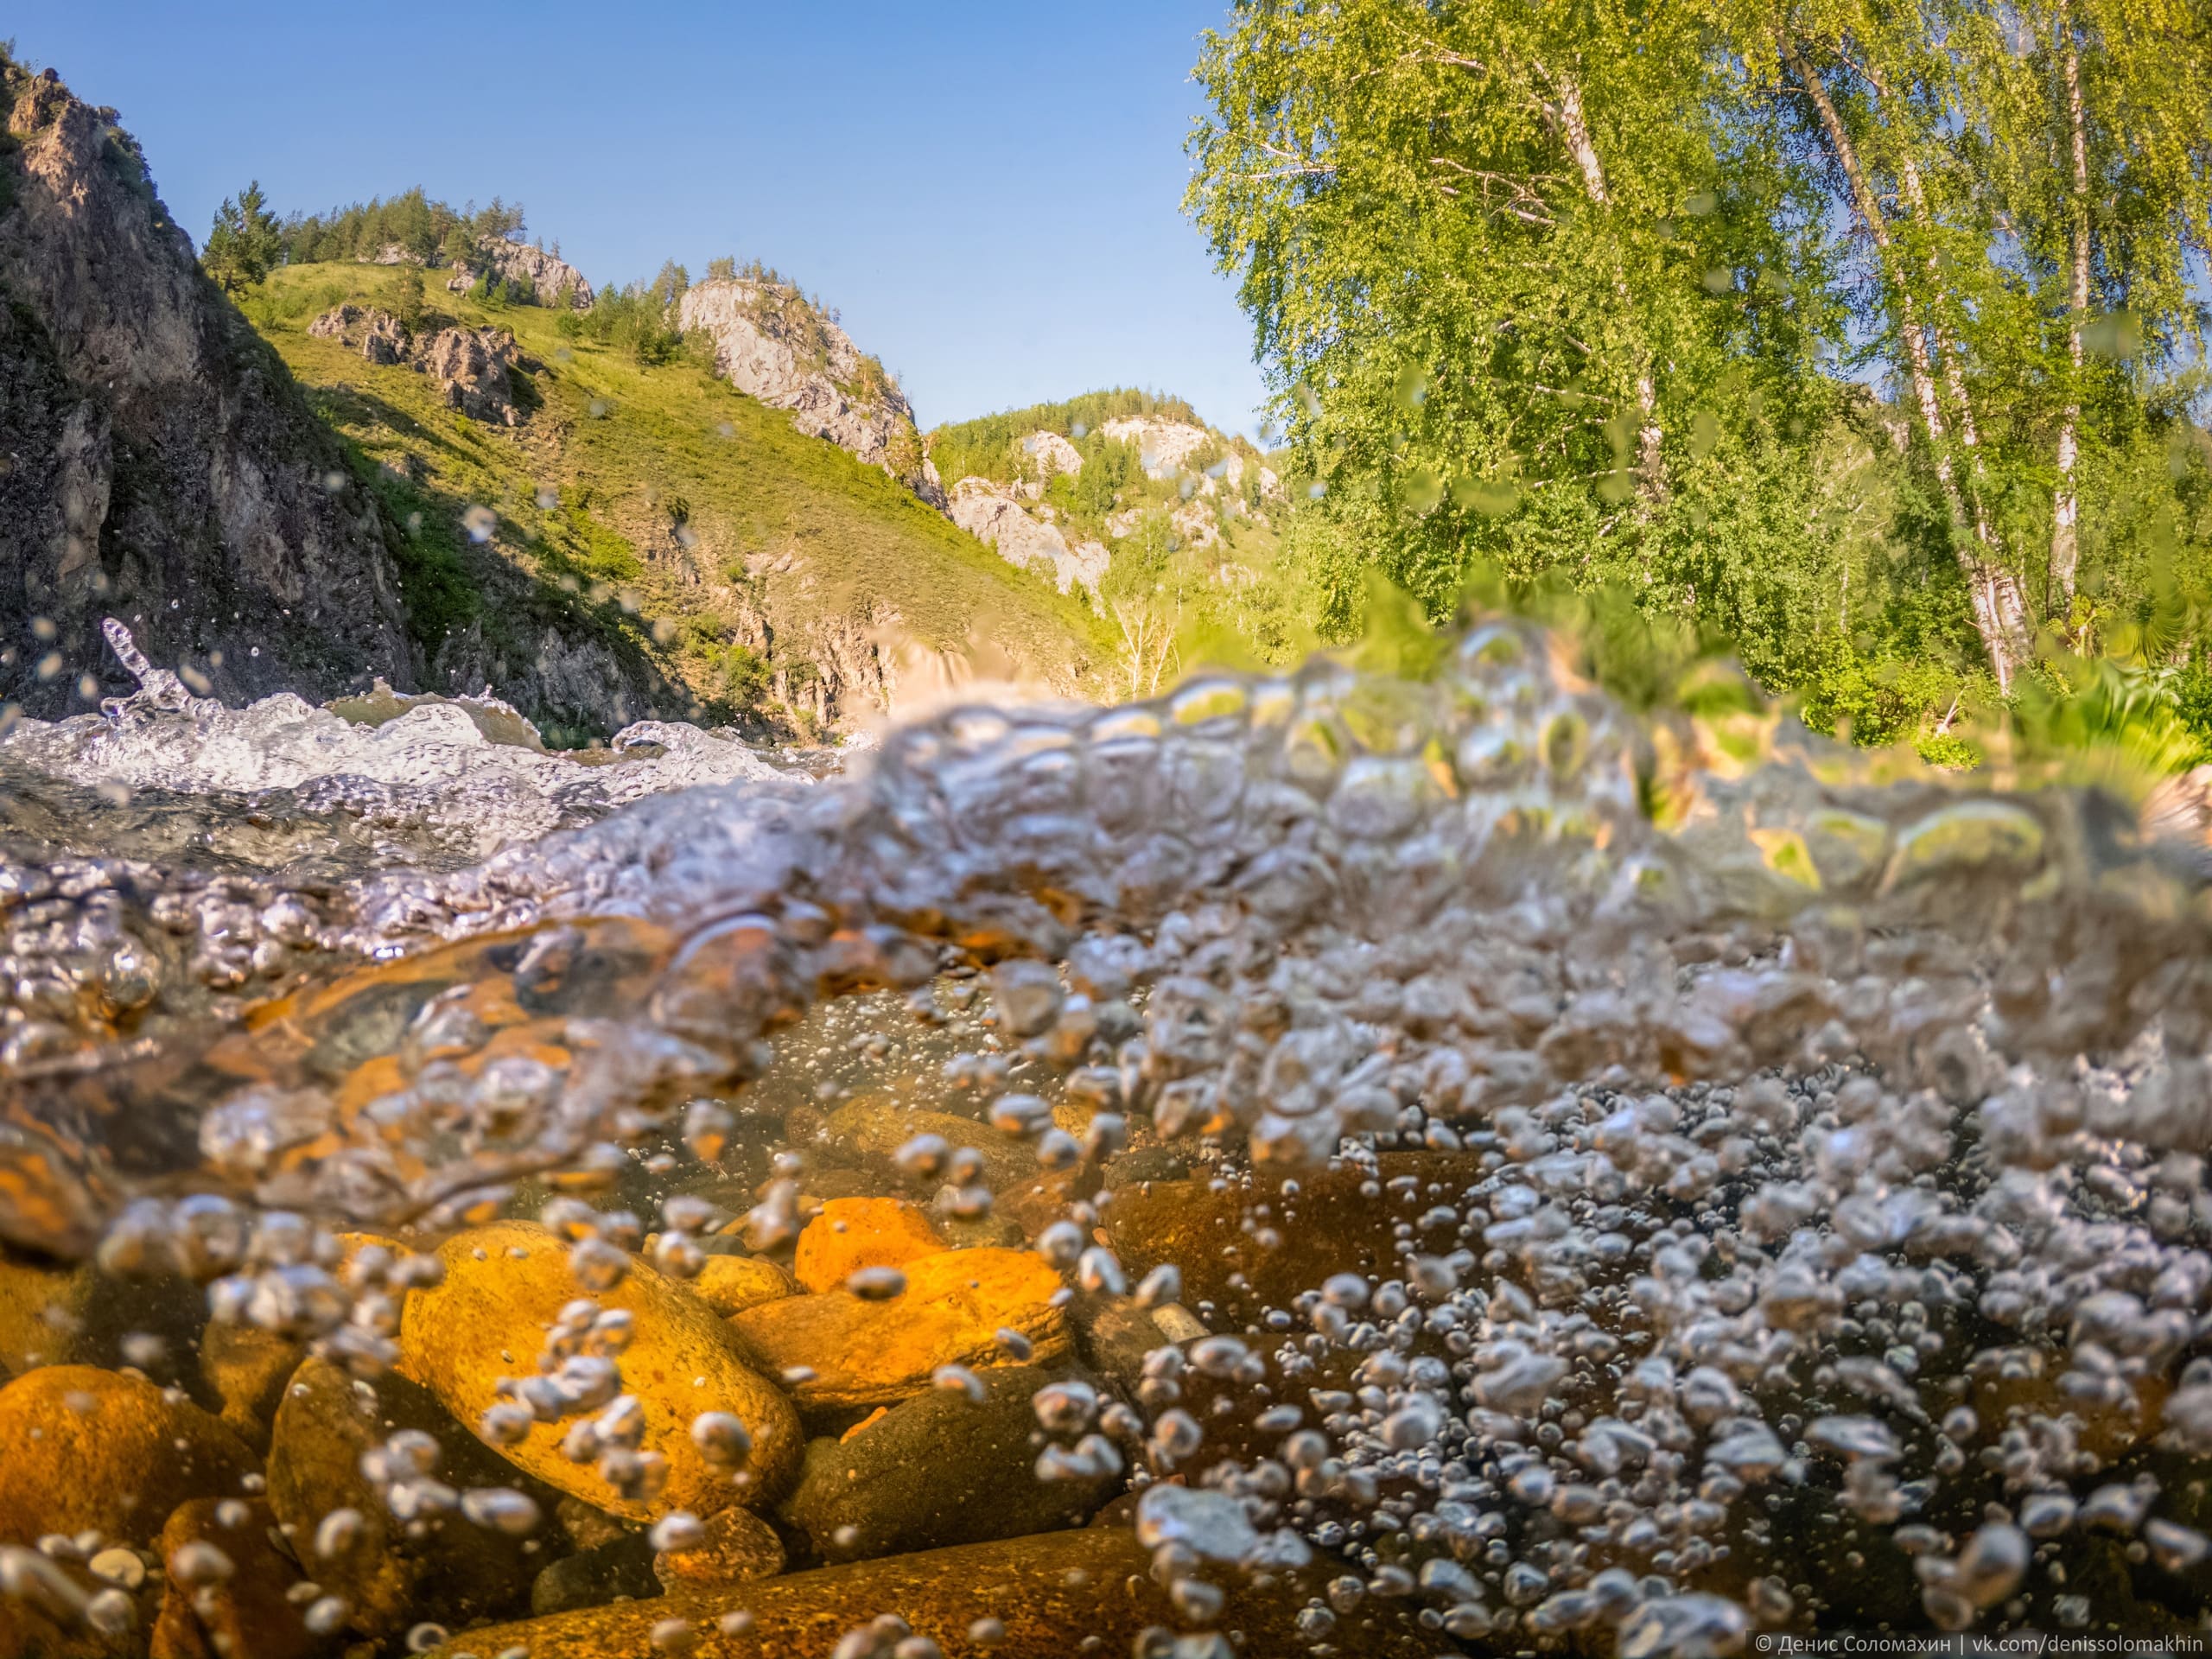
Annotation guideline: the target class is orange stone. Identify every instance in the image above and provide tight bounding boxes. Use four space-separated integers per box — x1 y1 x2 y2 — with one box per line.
726 1246 1068 1410
397 1222 801 1522
688 1252 801 1318
791 1197 946 1294
149 1497 318 1659
0 1365 259 1548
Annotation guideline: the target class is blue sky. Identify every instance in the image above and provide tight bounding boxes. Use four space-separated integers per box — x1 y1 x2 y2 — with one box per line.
9 1 1271 436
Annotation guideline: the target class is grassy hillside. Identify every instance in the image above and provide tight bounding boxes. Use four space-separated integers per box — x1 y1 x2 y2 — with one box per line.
246 264 1108 741
929 389 1317 687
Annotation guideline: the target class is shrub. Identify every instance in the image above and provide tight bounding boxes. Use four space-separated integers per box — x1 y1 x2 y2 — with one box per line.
393 264 424 331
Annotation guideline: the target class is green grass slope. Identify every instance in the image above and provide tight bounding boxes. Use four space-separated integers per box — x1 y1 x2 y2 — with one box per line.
927 389 1317 682
247 264 1107 741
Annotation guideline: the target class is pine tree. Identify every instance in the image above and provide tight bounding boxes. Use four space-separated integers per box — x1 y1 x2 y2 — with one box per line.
201 181 282 291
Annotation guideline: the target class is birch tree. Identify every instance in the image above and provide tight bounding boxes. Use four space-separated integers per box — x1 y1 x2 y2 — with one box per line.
1186 0 1833 625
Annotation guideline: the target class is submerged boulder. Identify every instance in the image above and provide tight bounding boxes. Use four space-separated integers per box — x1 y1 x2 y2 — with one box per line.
0 1366 258 1548
725 1247 1068 1411
397 1222 802 1522
423 1525 1442 1657
777 1363 1116 1562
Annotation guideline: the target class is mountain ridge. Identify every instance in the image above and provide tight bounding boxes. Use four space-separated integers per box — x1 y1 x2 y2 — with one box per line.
0 54 1297 742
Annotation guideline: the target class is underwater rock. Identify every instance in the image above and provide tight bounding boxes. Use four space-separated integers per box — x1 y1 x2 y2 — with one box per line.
726 1248 1068 1411
531 1531 659 1617
652 1503 785 1591
1102 1153 1480 1325
424 1524 1443 1656
0 1549 153 1659
791 1196 945 1294
147 1497 317 1659
197 1319 303 1453
685 1253 801 1319
0 1365 258 1548
777 1363 1116 1563
397 1222 801 1521
0 1255 81 1377
819 1098 1039 1195
264 1357 546 1642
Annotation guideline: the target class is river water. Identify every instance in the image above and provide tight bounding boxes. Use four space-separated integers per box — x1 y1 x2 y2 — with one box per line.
1 618 2209 1657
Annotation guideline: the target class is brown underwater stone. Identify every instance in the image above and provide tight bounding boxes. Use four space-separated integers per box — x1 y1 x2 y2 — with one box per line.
397 1221 802 1522
725 1247 1067 1411
148 1497 319 1659
265 1356 548 1642
777 1363 1116 1563
686 1252 801 1319
424 1524 1446 1657
790 1196 944 1295
0 1364 259 1548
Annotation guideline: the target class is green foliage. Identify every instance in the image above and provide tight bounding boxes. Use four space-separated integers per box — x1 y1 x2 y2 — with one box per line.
927 390 1208 491
1186 0 2212 759
471 268 534 308
393 264 424 332
650 260 690 308
201 181 283 291
560 282 684 367
279 189 524 266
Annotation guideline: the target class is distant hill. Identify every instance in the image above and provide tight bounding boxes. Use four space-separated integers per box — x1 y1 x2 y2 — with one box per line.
2 56 1286 742
926 391 1308 695
249 260 1108 741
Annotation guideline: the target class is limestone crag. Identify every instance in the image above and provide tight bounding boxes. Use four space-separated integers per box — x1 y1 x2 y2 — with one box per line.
306 306 523 424
306 301 406 365
473 236 594 308
678 277 944 507
948 477 1109 597
435 236 593 307
416 324 522 424
1171 497 1224 550
1020 429 1083 481
0 65 419 714
1099 415 1215 480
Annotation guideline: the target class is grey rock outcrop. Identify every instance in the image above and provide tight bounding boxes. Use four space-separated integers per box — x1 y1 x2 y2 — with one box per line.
0 64 417 715
438 238 594 308
1101 415 1216 480
948 477 1109 596
307 302 406 364
475 237 593 308
305 306 523 423
417 325 520 424
1099 415 1281 501
1021 429 1083 480
678 277 944 507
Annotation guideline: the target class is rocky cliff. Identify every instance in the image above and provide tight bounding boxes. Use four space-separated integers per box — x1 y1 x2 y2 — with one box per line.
0 62 422 716
679 278 945 508
309 304 524 423
926 397 1287 593
946 477 1109 596
445 236 594 308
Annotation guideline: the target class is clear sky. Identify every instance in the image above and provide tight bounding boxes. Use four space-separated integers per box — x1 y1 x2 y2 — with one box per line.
7 1 1272 437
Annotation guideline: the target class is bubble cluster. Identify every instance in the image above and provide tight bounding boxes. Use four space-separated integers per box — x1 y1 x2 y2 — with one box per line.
7 614 2212 1653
